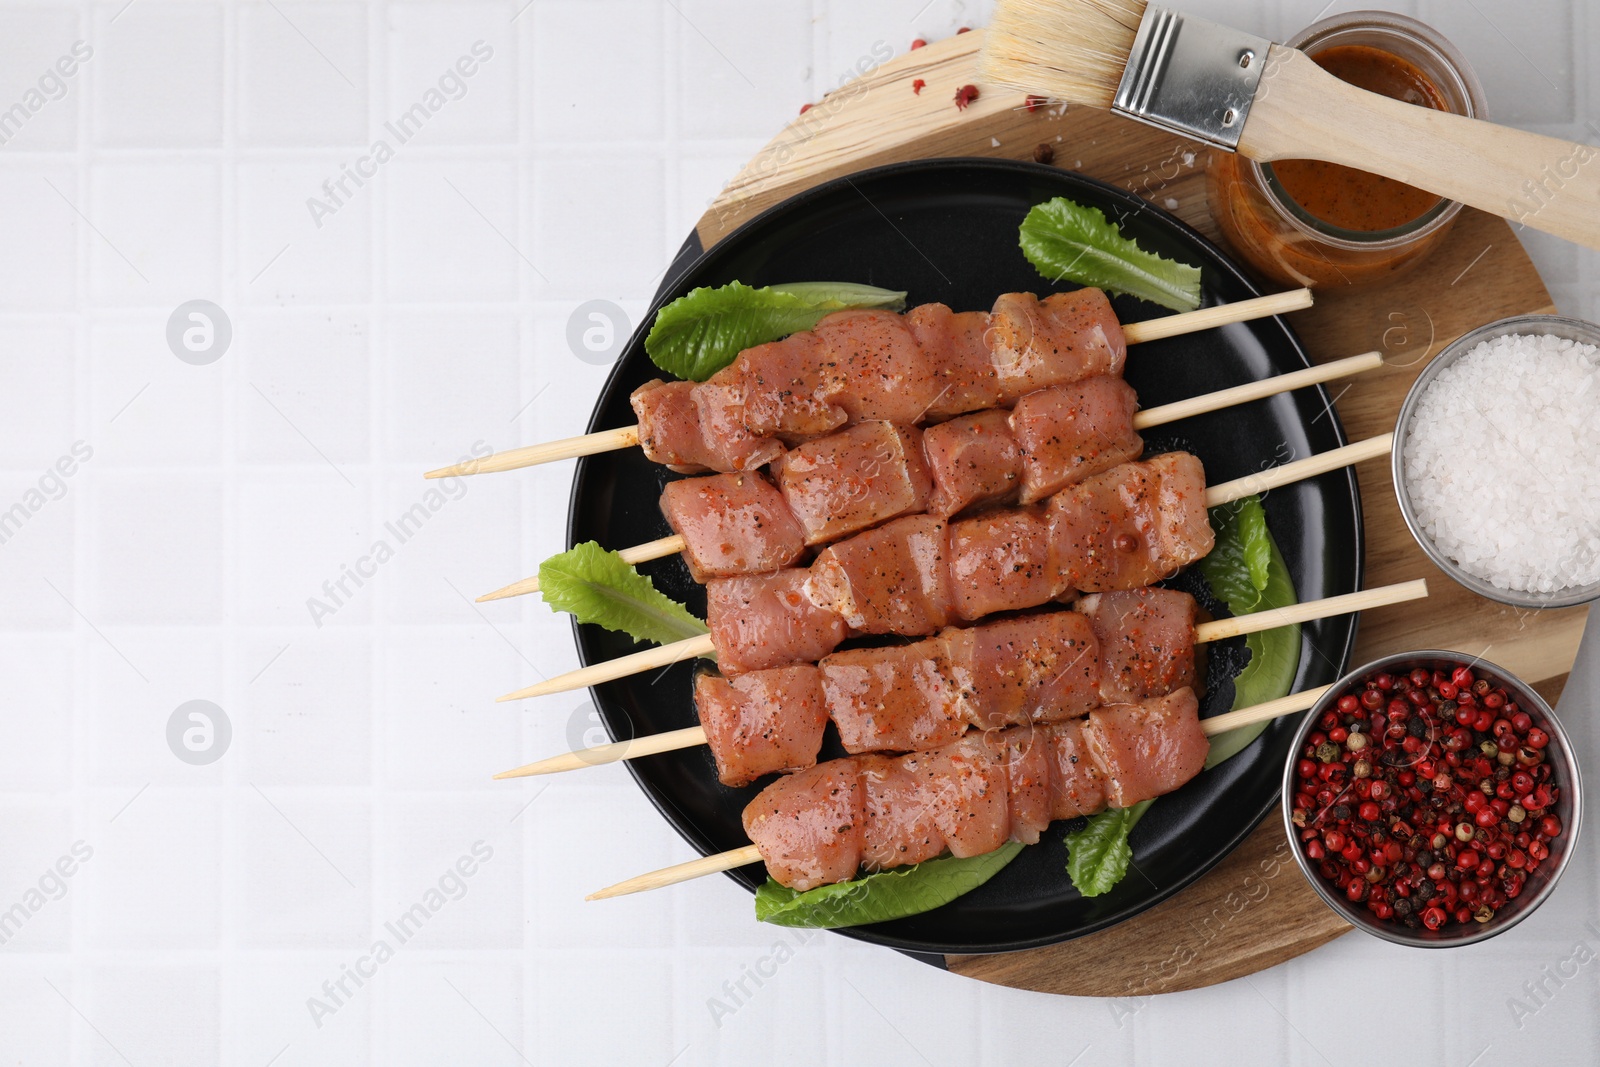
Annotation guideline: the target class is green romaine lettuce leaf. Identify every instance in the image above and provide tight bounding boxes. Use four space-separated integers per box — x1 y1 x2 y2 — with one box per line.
538 541 710 649
754 842 1023 928
644 280 907 382
1065 800 1152 897
1197 494 1302 768
1018 197 1202 312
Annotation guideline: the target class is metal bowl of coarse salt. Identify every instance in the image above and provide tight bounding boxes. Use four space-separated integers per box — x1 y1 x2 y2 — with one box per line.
1394 314 1600 609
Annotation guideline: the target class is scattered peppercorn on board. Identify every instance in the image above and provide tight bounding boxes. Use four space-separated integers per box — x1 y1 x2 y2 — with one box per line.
680 30 1584 994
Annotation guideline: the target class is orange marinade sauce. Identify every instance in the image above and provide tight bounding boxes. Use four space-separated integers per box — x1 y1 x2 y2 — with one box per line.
1271 45 1447 231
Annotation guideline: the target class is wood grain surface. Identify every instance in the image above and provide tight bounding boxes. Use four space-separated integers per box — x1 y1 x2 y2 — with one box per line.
694 28 1588 996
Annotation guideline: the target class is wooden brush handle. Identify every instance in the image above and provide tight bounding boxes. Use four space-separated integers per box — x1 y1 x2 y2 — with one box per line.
1239 46 1600 251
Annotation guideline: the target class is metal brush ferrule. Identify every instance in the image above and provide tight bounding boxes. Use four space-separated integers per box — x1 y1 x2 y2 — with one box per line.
1112 5 1271 150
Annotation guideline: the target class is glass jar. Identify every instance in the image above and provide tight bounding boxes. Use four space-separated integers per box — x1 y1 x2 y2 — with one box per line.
1206 11 1488 289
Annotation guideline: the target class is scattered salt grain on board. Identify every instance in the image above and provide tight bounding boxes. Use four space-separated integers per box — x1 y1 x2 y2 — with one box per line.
1403 332 1600 594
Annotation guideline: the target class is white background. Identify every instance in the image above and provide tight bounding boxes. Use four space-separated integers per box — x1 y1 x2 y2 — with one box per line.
1 0 1598 1063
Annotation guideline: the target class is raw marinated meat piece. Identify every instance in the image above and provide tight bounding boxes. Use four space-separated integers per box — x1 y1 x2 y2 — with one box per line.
695 666 828 787
660 473 806 582
706 569 848 675
774 421 932 545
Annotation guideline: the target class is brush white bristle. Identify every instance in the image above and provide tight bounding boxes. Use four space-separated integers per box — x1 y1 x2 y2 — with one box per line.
979 0 1148 109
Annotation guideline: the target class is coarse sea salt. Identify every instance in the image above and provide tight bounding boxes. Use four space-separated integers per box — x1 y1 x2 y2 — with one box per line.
1403 331 1600 596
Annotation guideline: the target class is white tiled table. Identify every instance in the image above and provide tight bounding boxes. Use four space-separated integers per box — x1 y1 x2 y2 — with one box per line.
0 1 1596 1063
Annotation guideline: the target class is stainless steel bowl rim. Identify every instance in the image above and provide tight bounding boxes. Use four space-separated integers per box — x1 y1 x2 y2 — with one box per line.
1280 648 1584 947
1392 313 1600 610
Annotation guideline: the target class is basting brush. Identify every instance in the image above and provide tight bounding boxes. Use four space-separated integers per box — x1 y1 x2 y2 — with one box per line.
979 0 1600 250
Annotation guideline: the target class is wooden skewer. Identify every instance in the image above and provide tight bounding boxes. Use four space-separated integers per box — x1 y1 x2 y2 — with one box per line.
495 433 1398 702
495 579 1427 770
1204 433 1392 509
478 351 1384 601
425 425 640 479
1200 684 1331 736
497 633 717 701
1132 351 1379 429
588 844 765 900
493 725 712 779
1118 288 1312 343
1190 579 1426 641
426 288 1314 479
585 682 1334 901
478 535 686 602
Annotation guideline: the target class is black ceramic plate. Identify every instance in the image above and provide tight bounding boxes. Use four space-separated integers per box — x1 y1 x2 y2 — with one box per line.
567 159 1363 956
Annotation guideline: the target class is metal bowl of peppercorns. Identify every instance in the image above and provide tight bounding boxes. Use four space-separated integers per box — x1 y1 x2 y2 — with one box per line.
1281 650 1582 947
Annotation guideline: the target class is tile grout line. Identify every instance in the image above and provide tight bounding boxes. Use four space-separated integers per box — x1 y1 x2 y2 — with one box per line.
512 2 540 1056
219 0 242 1055
365 0 387 1059
70 2 94 1063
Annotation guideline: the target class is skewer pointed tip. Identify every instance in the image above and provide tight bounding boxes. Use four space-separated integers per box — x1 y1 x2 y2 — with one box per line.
503 634 714 698
477 576 540 602
585 879 645 901
497 677 564 701
491 752 582 779
424 458 490 479
586 844 766 900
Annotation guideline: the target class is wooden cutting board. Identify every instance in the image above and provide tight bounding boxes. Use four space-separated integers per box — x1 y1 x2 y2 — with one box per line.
692 31 1589 995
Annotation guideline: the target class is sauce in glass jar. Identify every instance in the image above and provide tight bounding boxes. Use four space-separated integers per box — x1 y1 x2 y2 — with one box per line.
1207 14 1486 289
1271 45 1447 232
